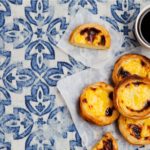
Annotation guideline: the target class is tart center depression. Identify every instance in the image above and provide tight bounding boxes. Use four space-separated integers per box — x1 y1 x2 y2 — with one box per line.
118 82 150 111
83 88 113 116
120 58 148 78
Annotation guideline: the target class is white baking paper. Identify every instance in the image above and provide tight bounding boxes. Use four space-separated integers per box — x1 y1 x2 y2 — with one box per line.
57 47 150 150
57 8 123 69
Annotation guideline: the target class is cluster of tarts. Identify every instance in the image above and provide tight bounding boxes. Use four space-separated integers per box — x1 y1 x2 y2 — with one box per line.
79 53 150 149
68 23 150 149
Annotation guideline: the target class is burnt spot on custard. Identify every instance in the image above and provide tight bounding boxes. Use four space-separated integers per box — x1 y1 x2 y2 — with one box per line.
125 82 145 88
82 98 87 103
129 124 141 139
118 67 130 78
90 87 97 91
99 35 106 46
109 92 113 100
80 27 100 35
101 35 106 45
144 136 150 140
126 100 150 112
80 28 89 35
144 100 150 109
141 61 146 66
105 107 113 116
125 83 130 88
133 81 145 86
102 139 113 150
80 27 101 43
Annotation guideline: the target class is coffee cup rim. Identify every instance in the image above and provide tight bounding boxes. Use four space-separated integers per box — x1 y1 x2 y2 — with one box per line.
135 5 150 49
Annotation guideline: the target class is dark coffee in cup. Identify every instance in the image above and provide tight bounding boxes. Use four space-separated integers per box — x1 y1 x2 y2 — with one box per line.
135 6 150 49
139 10 150 44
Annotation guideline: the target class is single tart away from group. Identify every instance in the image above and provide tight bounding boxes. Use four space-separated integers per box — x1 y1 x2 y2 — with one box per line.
69 23 111 50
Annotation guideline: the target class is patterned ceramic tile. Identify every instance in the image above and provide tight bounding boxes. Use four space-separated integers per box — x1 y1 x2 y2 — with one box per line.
0 0 148 150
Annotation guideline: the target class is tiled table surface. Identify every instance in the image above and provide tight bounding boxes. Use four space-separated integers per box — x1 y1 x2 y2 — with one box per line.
0 0 149 150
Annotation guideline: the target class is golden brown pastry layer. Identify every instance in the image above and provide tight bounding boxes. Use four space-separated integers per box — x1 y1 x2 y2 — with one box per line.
114 76 150 119
119 115 150 145
80 82 119 126
69 23 111 50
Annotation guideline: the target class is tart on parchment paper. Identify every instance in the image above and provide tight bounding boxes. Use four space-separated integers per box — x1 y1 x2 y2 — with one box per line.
69 23 111 50
80 82 119 126
118 115 150 145
112 54 150 85
114 76 150 119
92 132 118 150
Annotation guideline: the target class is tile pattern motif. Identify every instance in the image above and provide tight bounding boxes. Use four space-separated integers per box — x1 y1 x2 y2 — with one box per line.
0 0 147 149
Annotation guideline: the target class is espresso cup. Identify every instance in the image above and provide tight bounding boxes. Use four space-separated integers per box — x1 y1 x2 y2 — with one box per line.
135 5 150 49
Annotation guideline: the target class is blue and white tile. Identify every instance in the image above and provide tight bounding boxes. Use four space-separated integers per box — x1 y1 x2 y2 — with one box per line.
0 0 148 150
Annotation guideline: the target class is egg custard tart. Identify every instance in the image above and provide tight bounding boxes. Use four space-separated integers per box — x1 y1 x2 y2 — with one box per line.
112 54 150 84
80 82 119 126
114 76 150 119
119 115 150 145
69 23 111 50
92 132 118 150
